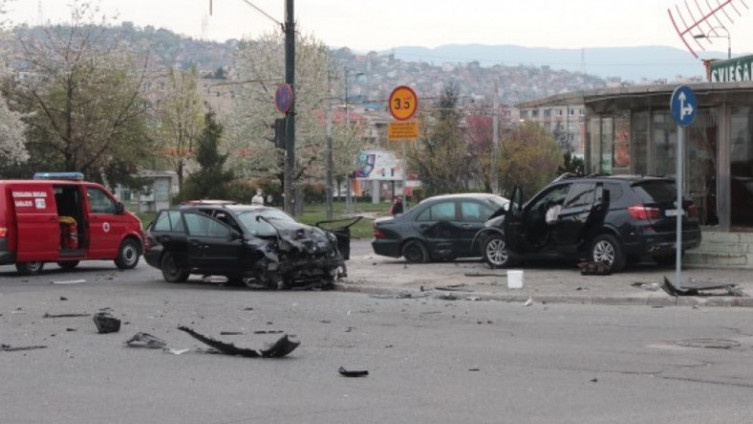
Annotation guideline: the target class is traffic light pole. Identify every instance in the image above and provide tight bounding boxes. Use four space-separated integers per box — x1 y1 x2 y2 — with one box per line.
283 0 295 215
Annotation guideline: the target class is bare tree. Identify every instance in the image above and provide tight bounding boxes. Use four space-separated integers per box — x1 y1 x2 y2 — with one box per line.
9 0 152 185
227 30 342 187
0 0 29 169
408 81 471 196
152 66 204 191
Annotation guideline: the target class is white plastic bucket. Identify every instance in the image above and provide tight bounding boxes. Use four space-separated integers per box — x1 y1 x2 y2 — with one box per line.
507 270 524 289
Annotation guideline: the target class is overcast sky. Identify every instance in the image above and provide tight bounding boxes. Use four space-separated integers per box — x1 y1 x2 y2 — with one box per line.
5 0 753 58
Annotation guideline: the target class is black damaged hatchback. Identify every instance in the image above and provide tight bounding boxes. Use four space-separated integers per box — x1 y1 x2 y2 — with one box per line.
144 203 349 289
474 174 702 273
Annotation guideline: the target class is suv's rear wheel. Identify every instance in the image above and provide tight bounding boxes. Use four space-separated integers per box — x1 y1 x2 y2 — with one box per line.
483 235 513 268
161 252 189 283
402 240 429 263
590 234 625 272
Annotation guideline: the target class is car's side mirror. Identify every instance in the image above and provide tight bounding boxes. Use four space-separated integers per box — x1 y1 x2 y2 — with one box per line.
115 202 125 215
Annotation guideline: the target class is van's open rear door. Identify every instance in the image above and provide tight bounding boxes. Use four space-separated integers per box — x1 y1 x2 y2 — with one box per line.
12 185 59 261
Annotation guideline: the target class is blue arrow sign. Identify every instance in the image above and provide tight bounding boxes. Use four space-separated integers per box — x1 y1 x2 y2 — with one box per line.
670 85 697 127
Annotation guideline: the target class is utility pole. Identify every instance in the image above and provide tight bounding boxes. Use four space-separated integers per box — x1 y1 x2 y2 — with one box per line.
325 101 334 220
283 0 295 215
491 81 500 194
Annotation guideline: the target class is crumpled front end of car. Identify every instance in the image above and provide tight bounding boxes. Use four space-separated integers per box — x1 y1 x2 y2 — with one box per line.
255 227 346 288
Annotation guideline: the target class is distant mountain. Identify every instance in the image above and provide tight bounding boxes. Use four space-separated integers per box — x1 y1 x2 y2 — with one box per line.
385 44 724 82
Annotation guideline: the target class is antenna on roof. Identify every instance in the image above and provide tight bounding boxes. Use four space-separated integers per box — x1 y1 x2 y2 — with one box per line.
668 0 749 58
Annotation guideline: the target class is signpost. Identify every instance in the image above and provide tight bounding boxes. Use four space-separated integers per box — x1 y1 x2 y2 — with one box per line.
388 86 419 201
275 83 294 114
669 85 697 288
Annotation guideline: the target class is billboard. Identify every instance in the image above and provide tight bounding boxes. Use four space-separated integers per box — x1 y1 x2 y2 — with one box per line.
354 150 403 181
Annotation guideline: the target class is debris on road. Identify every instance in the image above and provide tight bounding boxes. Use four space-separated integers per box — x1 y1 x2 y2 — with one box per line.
435 283 473 292
464 272 506 278
661 276 747 297
578 261 611 276
338 366 368 377
631 282 661 291
1 344 47 352
51 279 86 285
43 313 89 318
524 297 533 306
178 326 300 358
126 332 168 349
92 311 121 334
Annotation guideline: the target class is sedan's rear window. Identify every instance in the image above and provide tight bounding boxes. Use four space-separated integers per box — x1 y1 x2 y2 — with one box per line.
631 180 677 203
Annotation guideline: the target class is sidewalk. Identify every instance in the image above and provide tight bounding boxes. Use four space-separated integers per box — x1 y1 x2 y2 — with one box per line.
338 251 753 307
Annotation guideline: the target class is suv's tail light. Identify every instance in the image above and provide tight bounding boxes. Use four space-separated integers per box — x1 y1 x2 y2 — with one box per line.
373 228 387 239
144 237 152 251
0 226 6 237
628 205 660 220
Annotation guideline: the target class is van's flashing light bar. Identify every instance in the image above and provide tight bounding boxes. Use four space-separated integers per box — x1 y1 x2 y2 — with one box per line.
33 172 85 181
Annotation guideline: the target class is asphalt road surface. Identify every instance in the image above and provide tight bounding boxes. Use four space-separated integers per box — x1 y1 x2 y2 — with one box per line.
2 256 753 424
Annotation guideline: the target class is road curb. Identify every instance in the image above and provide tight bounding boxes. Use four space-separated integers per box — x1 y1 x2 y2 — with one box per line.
334 283 753 307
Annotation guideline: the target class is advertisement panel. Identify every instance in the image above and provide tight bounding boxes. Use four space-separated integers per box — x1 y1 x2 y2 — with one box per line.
354 150 403 181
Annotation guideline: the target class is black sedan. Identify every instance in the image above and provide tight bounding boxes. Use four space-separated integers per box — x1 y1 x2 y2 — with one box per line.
371 193 509 263
144 204 348 289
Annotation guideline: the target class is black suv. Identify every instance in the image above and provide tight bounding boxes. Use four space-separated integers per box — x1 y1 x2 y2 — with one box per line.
144 203 350 289
474 174 702 273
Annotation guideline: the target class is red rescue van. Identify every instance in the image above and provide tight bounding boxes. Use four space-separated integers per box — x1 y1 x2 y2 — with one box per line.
0 172 143 275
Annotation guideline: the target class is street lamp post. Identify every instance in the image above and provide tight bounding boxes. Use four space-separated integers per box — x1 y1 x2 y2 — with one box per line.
694 26 731 59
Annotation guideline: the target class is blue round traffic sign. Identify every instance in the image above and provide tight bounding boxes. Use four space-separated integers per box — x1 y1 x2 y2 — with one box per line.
275 83 294 114
670 85 697 127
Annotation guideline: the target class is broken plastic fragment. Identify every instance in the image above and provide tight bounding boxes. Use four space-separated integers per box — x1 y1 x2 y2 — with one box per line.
1 344 47 352
51 279 86 285
338 366 369 377
126 332 168 349
92 311 121 334
178 326 299 358
43 313 89 318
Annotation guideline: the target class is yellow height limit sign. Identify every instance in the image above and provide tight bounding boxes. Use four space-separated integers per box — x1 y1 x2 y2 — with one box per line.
388 85 418 121
388 85 419 141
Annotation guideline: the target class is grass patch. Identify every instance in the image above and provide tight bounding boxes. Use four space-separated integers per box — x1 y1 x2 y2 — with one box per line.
298 199 392 239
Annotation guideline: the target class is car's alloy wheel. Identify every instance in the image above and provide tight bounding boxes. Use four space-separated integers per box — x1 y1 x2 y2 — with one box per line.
161 252 189 283
115 238 141 269
590 234 625 272
402 240 429 263
483 235 511 268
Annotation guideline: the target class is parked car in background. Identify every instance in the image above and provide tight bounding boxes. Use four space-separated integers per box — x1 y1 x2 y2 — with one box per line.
144 203 349 289
474 174 702 273
371 193 510 263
